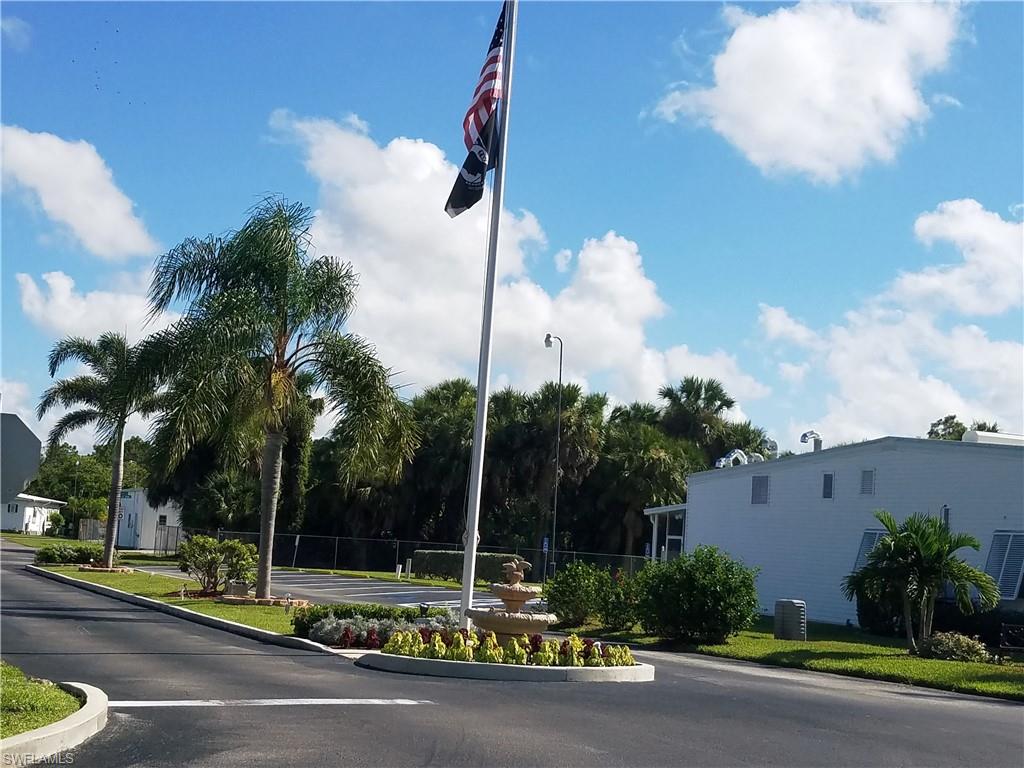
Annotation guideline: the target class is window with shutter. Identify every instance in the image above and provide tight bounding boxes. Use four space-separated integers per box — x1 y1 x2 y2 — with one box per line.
859 469 875 495
822 472 834 499
985 532 1024 600
853 530 885 571
751 475 770 505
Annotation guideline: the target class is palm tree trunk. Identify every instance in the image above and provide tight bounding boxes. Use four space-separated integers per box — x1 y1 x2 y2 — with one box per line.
921 593 936 641
901 592 918 654
102 426 126 569
255 430 286 599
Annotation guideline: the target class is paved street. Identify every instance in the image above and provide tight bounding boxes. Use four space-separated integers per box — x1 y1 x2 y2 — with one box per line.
136 564 504 609
3 543 1023 768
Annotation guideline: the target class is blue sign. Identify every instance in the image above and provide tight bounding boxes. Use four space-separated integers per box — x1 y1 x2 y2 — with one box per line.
644 542 651 557
542 537 549 554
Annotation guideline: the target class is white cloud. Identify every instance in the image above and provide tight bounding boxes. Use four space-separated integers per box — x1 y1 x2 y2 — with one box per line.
758 303 824 350
654 2 962 183
2 125 159 260
273 110 768 411
16 271 178 343
931 93 963 109
759 201 1023 444
890 199 1023 316
1 17 31 51
778 361 810 385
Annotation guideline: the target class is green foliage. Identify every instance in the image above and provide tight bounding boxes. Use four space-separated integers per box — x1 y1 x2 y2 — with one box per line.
546 561 610 626
25 443 110 503
474 632 504 663
927 415 999 441
45 511 65 537
447 632 475 661
411 550 519 583
177 535 258 593
531 639 559 666
0 662 81 739
599 569 641 630
33 542 112 565
558 634 585 666
503 638 529 665
918 632 992 663
636 546 759 643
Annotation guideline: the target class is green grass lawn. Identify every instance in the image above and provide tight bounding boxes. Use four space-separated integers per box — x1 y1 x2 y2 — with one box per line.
0 661 81 739
1 533 79 549
560 617 1024 701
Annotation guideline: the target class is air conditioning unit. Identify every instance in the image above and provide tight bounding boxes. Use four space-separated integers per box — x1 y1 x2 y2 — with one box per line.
774 599 807 641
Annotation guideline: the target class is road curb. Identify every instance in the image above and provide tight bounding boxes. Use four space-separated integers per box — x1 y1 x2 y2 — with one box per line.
356 651 656 682
0 682 107 764
25 565 335 655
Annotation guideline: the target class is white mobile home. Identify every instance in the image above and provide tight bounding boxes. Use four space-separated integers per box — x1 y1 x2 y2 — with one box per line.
116 488 181 550
2 493 66 535
647 434 1024 625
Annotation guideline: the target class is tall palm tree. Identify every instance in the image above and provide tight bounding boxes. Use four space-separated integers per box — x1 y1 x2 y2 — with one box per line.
37 332 161 568
843 510 999 651
658 376 736 465
147 198 416 598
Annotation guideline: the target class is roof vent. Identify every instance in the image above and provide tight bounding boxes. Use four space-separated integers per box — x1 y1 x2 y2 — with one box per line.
800 430 823 452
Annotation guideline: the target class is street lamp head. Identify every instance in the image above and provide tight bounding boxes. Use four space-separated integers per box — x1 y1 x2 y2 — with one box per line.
544 333 553 348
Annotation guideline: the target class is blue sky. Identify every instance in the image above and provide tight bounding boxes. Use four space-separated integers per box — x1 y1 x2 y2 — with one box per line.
2 1 1022 452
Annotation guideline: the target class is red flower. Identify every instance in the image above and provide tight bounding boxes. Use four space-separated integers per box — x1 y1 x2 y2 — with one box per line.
529 634 543 653
340 627 354 649
365 628 381 650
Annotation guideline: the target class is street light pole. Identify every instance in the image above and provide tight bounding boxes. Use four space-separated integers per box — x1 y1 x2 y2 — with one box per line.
544 333 563 576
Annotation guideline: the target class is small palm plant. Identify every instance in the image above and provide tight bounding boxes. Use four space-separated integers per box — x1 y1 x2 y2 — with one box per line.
146 198 416 598
843 510 1000 652
37 332 162 568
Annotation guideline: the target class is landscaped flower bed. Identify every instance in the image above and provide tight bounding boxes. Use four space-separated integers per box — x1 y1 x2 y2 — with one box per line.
383 629 637 667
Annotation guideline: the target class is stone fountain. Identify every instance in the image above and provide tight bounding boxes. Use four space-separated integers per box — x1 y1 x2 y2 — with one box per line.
464 559 557 645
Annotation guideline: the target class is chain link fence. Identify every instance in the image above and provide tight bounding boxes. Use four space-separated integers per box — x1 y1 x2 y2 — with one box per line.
159 527 647 579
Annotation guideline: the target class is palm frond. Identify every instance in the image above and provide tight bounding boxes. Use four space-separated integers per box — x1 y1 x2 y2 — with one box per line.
47 337 102 377
46 408 103 449
37 376 105 418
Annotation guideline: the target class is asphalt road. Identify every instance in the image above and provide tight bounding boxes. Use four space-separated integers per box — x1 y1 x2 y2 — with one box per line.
3 543 1022 768
136 564 504 609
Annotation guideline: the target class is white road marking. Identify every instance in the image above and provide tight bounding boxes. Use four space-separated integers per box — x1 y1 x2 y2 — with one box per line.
109 698 435 708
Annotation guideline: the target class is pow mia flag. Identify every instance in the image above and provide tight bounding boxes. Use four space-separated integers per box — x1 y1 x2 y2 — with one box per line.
444 4 507 218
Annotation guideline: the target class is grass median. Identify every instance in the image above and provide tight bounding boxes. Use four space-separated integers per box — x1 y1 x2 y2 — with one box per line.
559 617 1024 701
0 661 82 739
40 566 297 635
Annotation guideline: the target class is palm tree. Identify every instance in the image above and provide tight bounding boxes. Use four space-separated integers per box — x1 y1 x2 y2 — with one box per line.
147 198 416 598
658 376 736 464
37 332 161 568
843 510 999 651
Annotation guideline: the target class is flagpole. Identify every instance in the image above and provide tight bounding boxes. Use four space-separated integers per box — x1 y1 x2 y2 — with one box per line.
459 0 519 629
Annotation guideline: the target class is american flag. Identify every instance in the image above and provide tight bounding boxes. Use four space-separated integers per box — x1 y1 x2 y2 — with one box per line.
462 4 506 152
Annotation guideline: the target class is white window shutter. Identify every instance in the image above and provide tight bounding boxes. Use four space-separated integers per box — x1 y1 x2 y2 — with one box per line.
853 530 884 571
985 533 1011 583
859 469 875 495
999 534 1024 599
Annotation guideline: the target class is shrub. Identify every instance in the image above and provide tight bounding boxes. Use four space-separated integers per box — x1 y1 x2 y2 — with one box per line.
45 512 65 537
34 543 111 565
177 536 257 593
599 569 641 630
918 632 992 663
636 546 759 644
291 601 449 638
546 561 610 626
411 550 520 583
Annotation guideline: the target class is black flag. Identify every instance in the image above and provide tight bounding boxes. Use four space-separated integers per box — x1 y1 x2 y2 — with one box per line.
445 116 498 218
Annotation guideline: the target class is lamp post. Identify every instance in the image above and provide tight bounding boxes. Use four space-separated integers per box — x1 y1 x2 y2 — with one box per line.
544 332 563 577
74 459 80 498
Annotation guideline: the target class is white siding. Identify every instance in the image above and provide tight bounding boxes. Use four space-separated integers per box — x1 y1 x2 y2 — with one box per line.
685 438 1024 624
116 489 181 550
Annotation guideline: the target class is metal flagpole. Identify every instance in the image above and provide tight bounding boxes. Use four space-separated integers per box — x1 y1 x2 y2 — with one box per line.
459 0 519 629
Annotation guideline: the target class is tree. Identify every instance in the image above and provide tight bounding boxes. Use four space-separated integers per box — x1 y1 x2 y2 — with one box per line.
843 510 999 652
147 198 416 598
927 415 967 441
658 376 736 466
37 332 161 567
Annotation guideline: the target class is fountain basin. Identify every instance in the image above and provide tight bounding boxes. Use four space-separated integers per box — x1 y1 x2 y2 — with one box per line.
487 582 542 613
464 607 557 646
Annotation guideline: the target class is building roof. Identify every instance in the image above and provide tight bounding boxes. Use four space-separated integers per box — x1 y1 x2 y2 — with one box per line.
689 435 1024 484
14 493 67 507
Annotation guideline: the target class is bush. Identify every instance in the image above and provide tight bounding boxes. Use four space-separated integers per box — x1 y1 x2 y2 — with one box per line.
636 546 759 644
177 536 257 594
855 587 907 637
599 569 641 630
45 512 65 537
309 616 420 647
546 561 610 626
411 550 520 583
34 543 111 565
291 601 450 638
918 632 992 663
859 592 1024 648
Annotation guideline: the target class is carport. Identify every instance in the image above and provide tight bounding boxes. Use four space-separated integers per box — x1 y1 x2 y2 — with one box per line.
644 503 686 562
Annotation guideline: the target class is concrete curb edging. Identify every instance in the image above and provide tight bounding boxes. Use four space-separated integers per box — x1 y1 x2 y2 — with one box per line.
356 651 656 682
25 565 334 656
0 682 107 764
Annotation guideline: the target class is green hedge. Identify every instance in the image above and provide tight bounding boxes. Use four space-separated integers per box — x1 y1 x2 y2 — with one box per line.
34 543 114 566
292 602 450 638
411 550 522 583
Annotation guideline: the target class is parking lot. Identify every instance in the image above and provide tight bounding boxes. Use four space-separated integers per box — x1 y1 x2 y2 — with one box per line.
137 565 505 610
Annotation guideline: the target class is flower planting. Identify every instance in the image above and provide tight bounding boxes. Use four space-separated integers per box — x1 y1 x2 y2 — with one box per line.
381 630 637 667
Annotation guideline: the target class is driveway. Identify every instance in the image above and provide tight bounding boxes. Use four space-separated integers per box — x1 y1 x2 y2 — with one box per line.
3 544 1021 767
